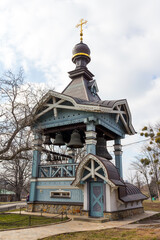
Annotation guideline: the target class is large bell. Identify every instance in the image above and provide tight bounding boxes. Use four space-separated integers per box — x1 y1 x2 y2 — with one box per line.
96 136 112 160
67 130 83 148
43 135 52 145
53 133 65 146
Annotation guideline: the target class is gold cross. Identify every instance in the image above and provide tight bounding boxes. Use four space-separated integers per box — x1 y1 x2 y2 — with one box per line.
76 19 88 42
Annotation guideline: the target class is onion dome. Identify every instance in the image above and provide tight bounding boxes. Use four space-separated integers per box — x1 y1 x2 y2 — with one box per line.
72 42 91 68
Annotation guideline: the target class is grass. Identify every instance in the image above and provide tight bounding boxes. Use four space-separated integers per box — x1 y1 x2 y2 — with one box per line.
41 228 160 240
6 207 27 212
0 213 68 230
40 201 160 240
143 200 160 212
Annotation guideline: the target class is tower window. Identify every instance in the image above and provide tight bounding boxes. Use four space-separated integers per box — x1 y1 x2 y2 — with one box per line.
50 191 71 198
91 86 97 96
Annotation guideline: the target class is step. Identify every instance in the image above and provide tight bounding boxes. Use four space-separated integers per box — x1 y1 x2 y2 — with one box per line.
73 216 109 223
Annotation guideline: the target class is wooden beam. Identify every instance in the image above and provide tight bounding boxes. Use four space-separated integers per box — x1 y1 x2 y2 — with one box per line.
43 123 86 134
35 105 55 119
56 105 76 110
82 172 92 181
53 97 57 118
95 172 106 181
84 166 91 172
91 159 95 178
96 125 116 139
95 165 101 172
115 105 121 123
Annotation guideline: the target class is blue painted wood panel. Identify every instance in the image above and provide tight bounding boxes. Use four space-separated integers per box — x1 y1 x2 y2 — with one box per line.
36 188 83 203
35 180 83 203
35 108 126 137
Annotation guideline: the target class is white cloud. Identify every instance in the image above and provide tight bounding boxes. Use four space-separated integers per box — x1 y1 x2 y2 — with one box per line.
0 0 160 177
131 77 160 128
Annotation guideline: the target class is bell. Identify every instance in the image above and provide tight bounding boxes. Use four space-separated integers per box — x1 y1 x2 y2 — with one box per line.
53 133 65 146
67 130 83 148
47 153 51 161
96 136 112 160
43 135 52 145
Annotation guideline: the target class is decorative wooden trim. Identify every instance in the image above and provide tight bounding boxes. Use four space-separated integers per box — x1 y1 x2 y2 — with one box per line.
29 201 83 206
72 154 116 188
85 139 97 145
30 177 75 182
32 90 135 135
36 186 79 190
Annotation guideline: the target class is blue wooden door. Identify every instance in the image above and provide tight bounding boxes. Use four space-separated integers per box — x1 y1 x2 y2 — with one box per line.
90 182 103 217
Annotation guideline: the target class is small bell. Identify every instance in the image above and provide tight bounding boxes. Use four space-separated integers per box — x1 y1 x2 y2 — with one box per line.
67 130 83 148
43 135 52 145
53 133 65 146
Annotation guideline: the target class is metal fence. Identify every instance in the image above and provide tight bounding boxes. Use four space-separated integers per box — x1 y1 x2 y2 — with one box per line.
0 211 67 229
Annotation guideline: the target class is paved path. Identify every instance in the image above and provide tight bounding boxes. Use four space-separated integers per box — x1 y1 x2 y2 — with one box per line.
0 211 158 240
0 202 26 212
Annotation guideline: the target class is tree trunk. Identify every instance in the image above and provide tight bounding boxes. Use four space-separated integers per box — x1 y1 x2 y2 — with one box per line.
15 192 21 201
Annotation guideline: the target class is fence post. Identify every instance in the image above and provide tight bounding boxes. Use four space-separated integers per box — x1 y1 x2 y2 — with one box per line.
28 216 31 226
19 207 21 215
61 212 63 220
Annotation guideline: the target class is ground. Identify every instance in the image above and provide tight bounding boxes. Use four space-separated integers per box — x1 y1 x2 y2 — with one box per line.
0 200 159 240
143 200 160 212
40 228 160 240
40 200 160 240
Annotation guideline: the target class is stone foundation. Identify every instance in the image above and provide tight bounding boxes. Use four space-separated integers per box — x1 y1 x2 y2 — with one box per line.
27 202 84 216
104 207 144 220
27 203 144 220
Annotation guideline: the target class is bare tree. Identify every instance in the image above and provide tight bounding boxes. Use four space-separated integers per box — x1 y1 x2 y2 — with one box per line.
126 170 136 184
0 69 51 200
0 69 49 161
127 170 144 191
131 158 152 199
140 125 160 200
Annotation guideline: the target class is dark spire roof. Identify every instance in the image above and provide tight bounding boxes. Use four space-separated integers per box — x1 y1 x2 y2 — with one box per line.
72 41 91 67
62 41 101 102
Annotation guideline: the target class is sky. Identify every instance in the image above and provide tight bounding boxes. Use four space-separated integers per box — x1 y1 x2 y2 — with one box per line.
0 0 160 179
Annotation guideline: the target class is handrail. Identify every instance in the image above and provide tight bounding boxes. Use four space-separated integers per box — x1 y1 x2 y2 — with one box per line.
39 163 78 167
38 163 78 178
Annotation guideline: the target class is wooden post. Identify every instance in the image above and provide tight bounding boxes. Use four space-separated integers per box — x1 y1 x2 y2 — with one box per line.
28 216 31 226
114 138 123 178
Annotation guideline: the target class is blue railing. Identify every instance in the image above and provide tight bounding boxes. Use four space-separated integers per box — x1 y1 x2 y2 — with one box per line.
38 163 78 178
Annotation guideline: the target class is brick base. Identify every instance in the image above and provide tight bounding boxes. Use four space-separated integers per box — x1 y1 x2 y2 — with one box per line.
104 207 144 220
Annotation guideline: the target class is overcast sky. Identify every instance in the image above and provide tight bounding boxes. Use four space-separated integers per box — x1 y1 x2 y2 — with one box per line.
0 0 160 178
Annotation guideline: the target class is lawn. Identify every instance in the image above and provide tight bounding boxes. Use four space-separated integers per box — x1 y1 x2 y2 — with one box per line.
143 200 160 212
41 228 160 240
0 213 67 230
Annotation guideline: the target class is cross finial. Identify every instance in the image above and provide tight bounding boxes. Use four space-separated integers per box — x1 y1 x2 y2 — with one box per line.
76 19 88 42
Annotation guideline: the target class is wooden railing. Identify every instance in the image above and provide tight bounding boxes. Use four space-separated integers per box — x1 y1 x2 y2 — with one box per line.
38 163 78 178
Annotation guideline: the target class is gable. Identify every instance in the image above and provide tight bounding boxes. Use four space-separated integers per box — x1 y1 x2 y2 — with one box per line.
32 90 135 135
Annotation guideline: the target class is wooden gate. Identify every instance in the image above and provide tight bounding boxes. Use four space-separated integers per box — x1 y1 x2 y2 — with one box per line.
89 182 103 217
